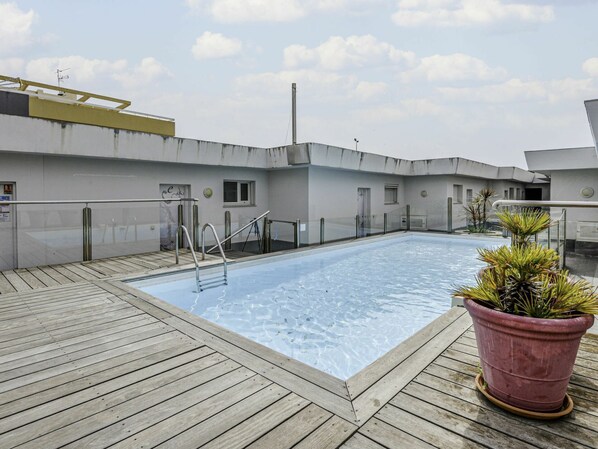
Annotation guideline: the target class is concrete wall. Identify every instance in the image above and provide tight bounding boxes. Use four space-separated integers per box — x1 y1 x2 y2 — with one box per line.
305 166 405 244
549 169 598 239
268 167 309 245
0 152 269 268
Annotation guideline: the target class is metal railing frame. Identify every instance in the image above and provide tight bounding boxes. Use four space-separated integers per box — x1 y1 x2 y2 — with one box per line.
0 197 200 263
175 225 201 292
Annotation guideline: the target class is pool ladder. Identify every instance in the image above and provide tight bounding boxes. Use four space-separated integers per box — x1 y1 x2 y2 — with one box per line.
199 223 228 291
175 225 203 292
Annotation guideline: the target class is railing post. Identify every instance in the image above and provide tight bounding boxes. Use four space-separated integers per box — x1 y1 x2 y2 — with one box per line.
383 213 388 234
192 203 199 251
562 208 567 268
267 220 272 253
320 217 325 244
82 205 92 261
177 203 184 249
224 211 232 250
355 214 359 238
447 197 453 233
406 205 411 231
294 220 300 248
261 216 269 253
547 219 551 249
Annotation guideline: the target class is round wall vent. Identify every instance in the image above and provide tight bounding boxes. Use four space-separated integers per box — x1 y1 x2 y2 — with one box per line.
581 187 594 198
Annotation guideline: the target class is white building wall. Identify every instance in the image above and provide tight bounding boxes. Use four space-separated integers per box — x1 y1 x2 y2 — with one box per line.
305 166 405 244
549 169 598 239
0 153 269 267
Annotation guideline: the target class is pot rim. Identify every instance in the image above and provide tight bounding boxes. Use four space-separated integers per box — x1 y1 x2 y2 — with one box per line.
463 298 595 334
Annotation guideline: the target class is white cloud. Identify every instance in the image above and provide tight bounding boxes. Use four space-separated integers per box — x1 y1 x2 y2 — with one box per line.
439 77 594 103
392 0 555 27
283 35 415 71
0 57 25 75
191 32 242 60
24 56 170 89
353 81 388 100
401 53 507 82
582 58 598 77
185 0 383 22
113 57 172 89
0 2 36 55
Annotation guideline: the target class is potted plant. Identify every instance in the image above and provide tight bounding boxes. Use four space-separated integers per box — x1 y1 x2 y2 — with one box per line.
463 188 495 233
453 209 598 414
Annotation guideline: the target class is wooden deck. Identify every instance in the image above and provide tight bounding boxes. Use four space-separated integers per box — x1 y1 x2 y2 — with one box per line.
0 252 597 448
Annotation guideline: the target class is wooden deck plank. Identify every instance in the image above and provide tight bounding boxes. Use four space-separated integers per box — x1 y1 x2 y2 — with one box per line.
37 265 73 285
163 314 357 423
58 263 103 280
65 367 258 449
109 375 273 449
0 340 200 421
200 393 311 449
413 369 594 449
5 351 228 448
0 329 178 395
157 384 290 449
49 264 86 283
293 416 357 449
0 273 17 294
2 270 32 291
376 404 485 449
246 403 332 449
13 268 46 289
0 315 157 368
26 266 61 287
360 417 436 449
340 433 387 449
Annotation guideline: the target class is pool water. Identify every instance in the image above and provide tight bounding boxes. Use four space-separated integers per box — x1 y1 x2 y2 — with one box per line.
132 235 498 379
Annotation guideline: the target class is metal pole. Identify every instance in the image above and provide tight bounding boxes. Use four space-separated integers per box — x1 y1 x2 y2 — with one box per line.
547 219 551 249
192 203 199 251
320 217 325 245
224 211 232 250
82 206 92 261
355 214 359 238
261 216 269 253
177 203 184 249
267 220 272 253
292 83 297 145
562 208 567 268
294 219 300 248
383 213 388 234
406 205 411 231
447 197 453 233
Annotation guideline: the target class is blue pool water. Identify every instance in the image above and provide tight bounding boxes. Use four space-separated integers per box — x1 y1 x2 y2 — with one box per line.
132 234 499 379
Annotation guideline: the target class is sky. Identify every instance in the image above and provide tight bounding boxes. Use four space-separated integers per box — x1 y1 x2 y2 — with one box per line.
1 0 598 169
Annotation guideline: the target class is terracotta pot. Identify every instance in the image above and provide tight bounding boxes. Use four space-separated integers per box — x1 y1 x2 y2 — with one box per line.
464 299 594 412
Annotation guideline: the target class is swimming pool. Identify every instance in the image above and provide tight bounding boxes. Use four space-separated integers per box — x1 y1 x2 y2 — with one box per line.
131 234 499 379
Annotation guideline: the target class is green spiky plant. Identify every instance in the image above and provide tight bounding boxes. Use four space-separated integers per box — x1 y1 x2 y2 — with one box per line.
454 209 598 318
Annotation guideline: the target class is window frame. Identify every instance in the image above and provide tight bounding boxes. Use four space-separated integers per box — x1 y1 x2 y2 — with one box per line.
384 184 399 205
453 184 463 204
223 180 255 206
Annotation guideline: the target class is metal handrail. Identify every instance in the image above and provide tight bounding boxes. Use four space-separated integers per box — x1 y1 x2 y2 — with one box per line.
0 198 200 206
493 200 598 209
201 223 228 289
205 210 269 254
175 225 201 292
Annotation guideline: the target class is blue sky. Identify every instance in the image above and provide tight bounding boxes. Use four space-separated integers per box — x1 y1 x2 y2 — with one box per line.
1 0 598 168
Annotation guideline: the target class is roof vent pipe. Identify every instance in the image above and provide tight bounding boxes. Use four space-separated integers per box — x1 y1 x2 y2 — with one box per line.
292 83 297 145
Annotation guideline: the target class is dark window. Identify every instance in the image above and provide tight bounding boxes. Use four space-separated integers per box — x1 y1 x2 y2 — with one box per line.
224 181 238 203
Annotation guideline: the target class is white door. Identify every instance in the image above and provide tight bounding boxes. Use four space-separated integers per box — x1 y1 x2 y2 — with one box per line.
160 184 190 250
357 187 371 237
0 183 17 270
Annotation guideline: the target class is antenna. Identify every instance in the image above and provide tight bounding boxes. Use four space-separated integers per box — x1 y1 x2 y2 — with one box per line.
56 67 70 88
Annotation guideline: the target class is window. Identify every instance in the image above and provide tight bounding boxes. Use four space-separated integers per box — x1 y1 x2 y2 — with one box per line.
453 184 463 204
516 188 521 200
384 185 398 204
504 190 508 199
466 189 473 204
223 180 254 206
509 187 514 199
